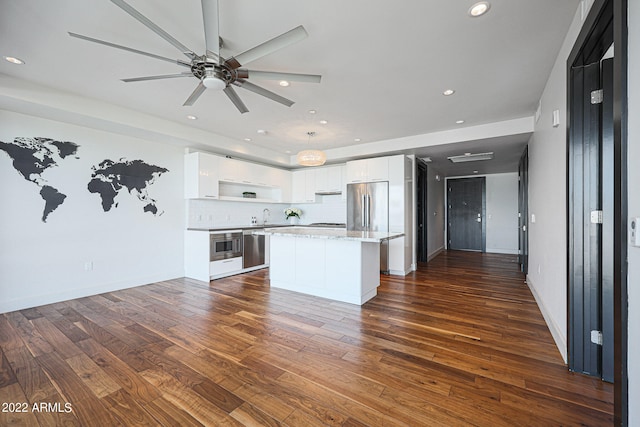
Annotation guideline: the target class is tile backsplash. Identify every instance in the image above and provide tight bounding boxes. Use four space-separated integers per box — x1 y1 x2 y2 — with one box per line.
187 194 346 228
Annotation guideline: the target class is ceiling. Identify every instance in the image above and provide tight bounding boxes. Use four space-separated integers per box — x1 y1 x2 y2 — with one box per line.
0 0 579 175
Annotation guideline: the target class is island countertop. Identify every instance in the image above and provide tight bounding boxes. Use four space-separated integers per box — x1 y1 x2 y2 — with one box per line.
258 226 404 243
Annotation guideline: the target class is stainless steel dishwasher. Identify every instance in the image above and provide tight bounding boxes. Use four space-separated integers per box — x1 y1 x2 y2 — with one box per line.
243 229 265 269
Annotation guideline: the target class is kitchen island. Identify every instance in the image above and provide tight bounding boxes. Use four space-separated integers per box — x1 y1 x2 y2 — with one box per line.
258 227 404 305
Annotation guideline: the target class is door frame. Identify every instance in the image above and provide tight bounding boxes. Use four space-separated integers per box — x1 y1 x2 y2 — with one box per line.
518 146 529 274
566 0 628 424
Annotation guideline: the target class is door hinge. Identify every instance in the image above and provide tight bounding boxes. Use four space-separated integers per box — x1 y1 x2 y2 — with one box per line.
591 89 603 104
590 210 603 224
590 330 603 346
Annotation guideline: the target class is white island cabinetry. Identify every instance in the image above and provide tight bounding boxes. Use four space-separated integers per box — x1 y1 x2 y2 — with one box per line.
261 227 403 305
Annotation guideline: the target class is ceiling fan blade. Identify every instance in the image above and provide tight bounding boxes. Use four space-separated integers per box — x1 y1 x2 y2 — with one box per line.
122 72 193 83
110 0 195 59
183 82 207 106
223 86 249 114
68 32 191 68
226 25 308 69
234 80 294 107
245 70 321 84
201 0 220 62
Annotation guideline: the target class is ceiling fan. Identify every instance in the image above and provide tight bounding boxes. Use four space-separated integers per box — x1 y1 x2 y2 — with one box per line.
68 0 321 113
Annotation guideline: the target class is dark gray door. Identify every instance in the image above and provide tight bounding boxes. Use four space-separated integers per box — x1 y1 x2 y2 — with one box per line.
416 160 428 262
447 177 485 251
568 57 614 383
518 147 529 274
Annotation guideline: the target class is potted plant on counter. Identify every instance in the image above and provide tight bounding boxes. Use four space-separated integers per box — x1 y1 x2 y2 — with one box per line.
284 207 302 225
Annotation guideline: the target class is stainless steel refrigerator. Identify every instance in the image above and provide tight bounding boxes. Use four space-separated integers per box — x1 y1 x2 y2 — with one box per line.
347 181 390 274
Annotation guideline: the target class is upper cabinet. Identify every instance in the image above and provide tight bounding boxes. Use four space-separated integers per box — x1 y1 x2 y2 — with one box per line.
184 152 219 199
291 170 316 203
314 165 343 193
345 157 389 183
185 153 291 203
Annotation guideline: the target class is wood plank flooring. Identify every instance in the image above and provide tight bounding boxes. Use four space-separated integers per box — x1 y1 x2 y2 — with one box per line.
0 251 613 426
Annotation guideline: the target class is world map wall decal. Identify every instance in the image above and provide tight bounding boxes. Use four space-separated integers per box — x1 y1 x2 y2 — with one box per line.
0 136 170 222
88 158 169 216
0 137 80 222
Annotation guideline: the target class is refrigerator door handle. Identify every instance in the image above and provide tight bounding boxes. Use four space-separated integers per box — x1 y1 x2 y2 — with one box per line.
361 194 367 227
366 194 371 229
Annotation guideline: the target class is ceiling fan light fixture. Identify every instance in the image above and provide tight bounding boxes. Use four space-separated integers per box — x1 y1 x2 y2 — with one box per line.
202 69 226 90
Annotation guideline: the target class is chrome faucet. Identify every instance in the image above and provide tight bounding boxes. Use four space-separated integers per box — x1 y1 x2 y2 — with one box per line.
262 208 270 225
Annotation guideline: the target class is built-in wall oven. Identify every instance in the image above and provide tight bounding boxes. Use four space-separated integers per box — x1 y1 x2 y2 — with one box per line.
210 231 243 261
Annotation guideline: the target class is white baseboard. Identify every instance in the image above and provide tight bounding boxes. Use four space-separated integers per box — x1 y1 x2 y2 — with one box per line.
526 275 568 363
427 246 445 262
0 271 184 314
486 248 519 255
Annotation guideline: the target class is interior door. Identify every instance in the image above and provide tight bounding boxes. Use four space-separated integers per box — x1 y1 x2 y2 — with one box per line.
518 146 529 274
447 177 486 251
416 160 428 262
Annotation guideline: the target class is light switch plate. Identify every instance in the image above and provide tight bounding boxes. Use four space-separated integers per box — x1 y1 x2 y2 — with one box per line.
631 218 640 247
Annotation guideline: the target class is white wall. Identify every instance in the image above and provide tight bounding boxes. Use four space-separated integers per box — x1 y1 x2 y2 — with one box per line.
427 166 445 260
486 173 519 254
445 173 519 255
525 2 591 362
0 110 184 313
627 1 639 424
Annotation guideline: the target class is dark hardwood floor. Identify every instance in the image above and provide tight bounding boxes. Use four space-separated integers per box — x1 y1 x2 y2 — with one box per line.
0 251 613 426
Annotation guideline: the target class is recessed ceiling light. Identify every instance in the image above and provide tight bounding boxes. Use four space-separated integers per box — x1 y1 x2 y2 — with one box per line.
456 120 465 124
473 170 479 174
469 1 491 17
319 120 328 125
465 152 472 156
354 138 361 142
308 109 317 114
186 115 197 120
244 138 252 142
443 89 455 96
279 80 290 87
3 56 25 65
257 129 267 135
285 150 292 154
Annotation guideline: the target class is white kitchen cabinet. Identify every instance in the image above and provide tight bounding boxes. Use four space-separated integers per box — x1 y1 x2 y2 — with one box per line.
315 165 343 193
346 157 389 183
291 170 316 203
210 257 243 278
184 152 219 199
218 157 254 184
345 159 368 183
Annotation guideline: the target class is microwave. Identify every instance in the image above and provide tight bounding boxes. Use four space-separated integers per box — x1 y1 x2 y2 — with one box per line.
210 231 243 261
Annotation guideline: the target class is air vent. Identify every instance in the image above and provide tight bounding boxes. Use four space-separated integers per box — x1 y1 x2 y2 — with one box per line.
447 152 493 163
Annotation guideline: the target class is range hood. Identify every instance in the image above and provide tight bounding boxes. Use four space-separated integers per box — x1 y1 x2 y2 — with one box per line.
315 190 342 195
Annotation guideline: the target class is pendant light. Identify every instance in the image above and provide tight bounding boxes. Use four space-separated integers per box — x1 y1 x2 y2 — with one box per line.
296 131 326 166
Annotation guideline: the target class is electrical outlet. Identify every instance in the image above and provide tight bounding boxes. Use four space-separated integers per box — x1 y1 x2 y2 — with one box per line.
84 261 93 271
197 214 203 221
